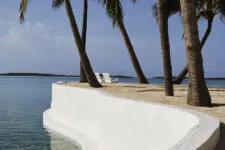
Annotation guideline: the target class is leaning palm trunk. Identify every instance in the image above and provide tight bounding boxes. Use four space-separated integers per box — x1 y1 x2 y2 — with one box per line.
180 0 211 106
80 0 88 83
157 0 174 96
65 0 101 87
173 18 213 84
118 21 149 84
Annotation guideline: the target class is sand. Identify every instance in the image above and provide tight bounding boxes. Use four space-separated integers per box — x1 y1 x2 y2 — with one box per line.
63 82 225 150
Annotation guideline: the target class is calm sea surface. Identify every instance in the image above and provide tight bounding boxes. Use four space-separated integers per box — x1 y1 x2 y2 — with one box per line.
0 76 224 150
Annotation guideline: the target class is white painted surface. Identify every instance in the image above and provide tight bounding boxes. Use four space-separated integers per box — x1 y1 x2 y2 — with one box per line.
43 84 220 150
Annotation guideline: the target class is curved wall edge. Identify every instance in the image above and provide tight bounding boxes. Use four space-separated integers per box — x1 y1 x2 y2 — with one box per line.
43 84 220 150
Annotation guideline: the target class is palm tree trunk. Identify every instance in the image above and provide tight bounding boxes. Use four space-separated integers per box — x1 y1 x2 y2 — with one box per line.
80 62 87 82
200 18 213 49
173 18 213 84
65 0 101 87
180 0 211 106
80 0 88 83
172 65 188 84
157 0 174 96
118 21 149 84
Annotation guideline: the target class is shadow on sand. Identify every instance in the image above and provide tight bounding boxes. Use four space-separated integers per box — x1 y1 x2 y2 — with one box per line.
212 103 225 107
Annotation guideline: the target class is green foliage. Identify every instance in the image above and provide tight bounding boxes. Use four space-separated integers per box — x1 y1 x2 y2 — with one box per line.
219 0 225 22
19 0 65 23
96 0 136 27
152 0 181 20
19 0 136 27
52 0 65 9
96 0 124 27
152 0 225 22
199 0 225 22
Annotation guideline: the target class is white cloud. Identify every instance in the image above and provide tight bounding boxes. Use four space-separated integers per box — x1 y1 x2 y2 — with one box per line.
3 23 34 50
0 22 74 52
0 21 79 74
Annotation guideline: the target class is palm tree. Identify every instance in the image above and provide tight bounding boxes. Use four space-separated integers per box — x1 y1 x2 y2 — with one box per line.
20 0 102 87
173 0 225 84
53 0 102 87
153 0 225 84
97 0 149 84
80 0 88 83
180 0 211 106
156 0 174 96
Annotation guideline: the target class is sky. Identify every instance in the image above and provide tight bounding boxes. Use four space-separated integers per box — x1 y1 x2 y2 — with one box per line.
0 0 224 78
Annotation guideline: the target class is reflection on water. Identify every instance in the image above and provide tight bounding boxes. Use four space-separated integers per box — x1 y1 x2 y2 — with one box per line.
0 76 224 150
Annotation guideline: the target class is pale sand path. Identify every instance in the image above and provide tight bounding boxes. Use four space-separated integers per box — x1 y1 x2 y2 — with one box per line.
63 82 225 150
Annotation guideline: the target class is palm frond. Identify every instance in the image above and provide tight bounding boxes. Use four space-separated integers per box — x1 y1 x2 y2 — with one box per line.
167 0 181 16
152 0 213 21
218 0 225 22
96 0 124 27
19 0 30 23
152 0 181 21
52 0 64 9
152 3 158 19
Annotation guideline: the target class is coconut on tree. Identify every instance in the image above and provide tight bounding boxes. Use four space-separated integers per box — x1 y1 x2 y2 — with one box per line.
19 0 102 87
97 0 149 84
180 0 211 106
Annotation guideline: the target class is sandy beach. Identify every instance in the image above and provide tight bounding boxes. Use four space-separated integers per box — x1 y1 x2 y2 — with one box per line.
65 82 225 150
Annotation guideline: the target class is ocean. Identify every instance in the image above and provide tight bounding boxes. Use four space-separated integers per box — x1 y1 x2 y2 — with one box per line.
0 76 224 150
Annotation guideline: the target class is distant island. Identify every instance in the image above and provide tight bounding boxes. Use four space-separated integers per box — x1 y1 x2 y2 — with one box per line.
111 75 134 78
153 76 189 79
205 78 225 80
1 73 224 80
153 76 225 80
0 73 79 77
0 73 135 78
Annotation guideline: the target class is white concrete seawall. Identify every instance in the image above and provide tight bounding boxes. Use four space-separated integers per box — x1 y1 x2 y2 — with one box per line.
43 83 220 150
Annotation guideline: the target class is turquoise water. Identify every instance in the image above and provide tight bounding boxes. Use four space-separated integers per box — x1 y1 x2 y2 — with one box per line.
0 76 80 150
0 76 224 150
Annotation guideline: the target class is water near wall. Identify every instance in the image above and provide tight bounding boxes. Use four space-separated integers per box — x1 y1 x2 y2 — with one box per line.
0 76 80 150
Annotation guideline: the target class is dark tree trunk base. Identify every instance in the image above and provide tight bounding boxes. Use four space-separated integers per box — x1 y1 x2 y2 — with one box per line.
138 78 149 84
187 83 211 107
